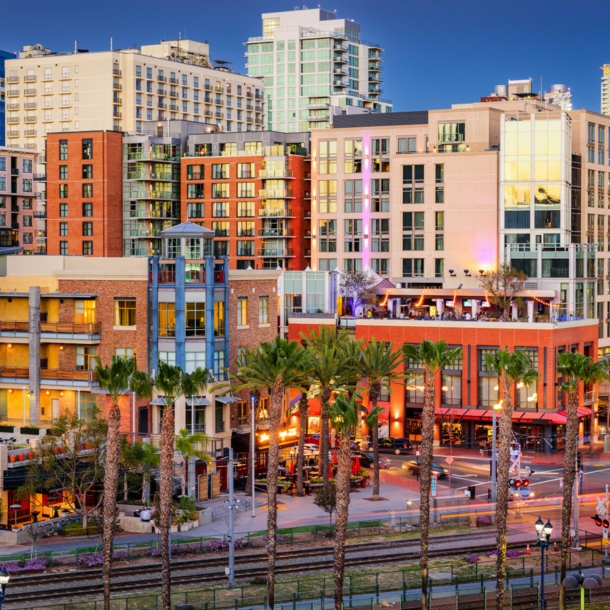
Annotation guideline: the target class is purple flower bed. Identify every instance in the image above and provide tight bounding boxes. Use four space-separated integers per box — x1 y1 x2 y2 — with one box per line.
77 550 128 567
468 556 480 563
506 550 520 558
150 538 247 558
0 556 50 573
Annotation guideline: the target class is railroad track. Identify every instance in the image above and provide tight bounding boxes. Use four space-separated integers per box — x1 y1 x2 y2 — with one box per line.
5 531 525 607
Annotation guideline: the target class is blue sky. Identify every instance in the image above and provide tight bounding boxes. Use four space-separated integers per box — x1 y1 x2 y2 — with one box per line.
3 0 609 112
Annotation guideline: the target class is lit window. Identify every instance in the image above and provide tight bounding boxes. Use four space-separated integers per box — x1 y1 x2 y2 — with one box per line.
114 299 136 326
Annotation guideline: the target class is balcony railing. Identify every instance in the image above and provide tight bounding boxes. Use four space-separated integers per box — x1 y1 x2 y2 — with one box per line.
259 189 294 198
258 169 294 179
0 367 98 383
258 208 294 218
0 321 101 336
152 266 225 285
258 228 294 237
258 248 294 257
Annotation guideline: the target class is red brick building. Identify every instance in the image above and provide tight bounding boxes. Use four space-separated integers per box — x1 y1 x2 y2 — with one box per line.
288 316 599 453
46 131 123 257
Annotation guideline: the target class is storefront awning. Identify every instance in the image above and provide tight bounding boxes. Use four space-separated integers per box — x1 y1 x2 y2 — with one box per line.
215 396 239 404
150 397 167 406
557 406 592 419
436 407 568 425
186 397 210 406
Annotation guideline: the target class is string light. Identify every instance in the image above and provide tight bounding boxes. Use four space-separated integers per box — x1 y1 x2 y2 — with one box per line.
526 291 560 308
484 290 490 305
380 289 390 307
415 291 425 307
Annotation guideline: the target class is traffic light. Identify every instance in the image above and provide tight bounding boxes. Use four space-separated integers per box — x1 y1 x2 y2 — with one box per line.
604 519 610 529
592 514 603 527
522 479 530 488
515 479 522 488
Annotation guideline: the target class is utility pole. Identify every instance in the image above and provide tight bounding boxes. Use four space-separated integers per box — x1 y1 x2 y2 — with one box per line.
227 447 236 586
251 395 256 518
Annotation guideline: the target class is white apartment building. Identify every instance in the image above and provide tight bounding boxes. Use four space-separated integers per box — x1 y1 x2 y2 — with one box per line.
4 40 265 154
244 7 392 133
602 65 610 117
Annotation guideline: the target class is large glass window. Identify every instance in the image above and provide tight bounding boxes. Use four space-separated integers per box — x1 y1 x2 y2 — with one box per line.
214 301 225 336
158 302 176 337
259 296 269 324
237 297 248 326
186 302 205 337
74 300 96 324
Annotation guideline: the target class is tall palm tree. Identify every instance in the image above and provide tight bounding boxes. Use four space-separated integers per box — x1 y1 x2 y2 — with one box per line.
96 355 139 610
328 394 360 610
131 363 212 610
581 360 609 456
354 338 405 499
484 349 538 610
556 353 606 609
175 428 210 496
402 340 462 609
301 327 353 486
239 336 309 610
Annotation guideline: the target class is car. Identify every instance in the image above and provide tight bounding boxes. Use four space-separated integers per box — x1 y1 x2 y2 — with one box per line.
350 451 375 468
402 460 447 479
367 437 413 455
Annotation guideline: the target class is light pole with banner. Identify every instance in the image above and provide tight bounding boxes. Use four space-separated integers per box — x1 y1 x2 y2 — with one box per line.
535 516 553 610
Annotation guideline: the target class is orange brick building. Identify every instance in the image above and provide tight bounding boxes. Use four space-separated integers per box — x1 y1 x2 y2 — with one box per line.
288 315 599 454
46 131 123 257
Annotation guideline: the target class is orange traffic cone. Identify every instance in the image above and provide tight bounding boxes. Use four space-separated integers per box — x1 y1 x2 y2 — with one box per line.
553 542 558 552
525 544 531 555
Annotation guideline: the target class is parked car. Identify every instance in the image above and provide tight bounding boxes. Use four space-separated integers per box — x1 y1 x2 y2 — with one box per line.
402 460 447 479
350 451 375 468
367 437 413 454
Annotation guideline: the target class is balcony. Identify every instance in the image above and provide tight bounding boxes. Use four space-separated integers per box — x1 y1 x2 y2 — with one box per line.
258 248 294 257
308 116 329 122
0 367 98 386
258 169 294 179
333 55 348 64
258 208 294 218
24 116 37 123
7 90 19 97
304 249 311 258
7 103 19 111
169 90 178 99
152 265 225 285
258 228 294 237
157 88 167 96
169 77 179 85
24 89 37 96
7 76 19 83
25 102 37 110
113 83 122 91
157 75 167 83
7 117 19 124
25 130 37 137
24 75 37 83
34 211 46 218
333 80 348 88
259 189 294 199
0 321 101 339
34 174 46 181
113 68 122 76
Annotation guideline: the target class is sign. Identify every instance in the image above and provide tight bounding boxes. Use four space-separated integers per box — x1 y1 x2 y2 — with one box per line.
431 475 437 497
445 456 454 465
603 535 609 546
596 496 607 516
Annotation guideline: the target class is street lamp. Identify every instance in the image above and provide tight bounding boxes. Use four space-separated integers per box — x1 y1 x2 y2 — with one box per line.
490 400 502 502
0 566 10 610
535 516 553 610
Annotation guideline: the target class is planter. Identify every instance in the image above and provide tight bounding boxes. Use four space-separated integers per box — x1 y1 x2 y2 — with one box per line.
170 525 179 533
0 425 14 433
8 454 17 463
178 522 190 532
26 451 34 460
21 427 40 435
17 453 25 462
189 520 200 529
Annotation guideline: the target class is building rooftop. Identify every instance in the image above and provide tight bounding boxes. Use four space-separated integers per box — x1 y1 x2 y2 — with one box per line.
331 111 429 129
161 221 215 237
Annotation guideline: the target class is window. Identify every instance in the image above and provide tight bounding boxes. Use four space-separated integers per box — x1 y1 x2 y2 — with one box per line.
237 163 255 178
212 202 229 217
478 348 499 407
235 297 249 326
185 302 205 337
82 202 92 217
74 300 96 324
318 180 337 214
59 140 68 160
59 222 68 236
158 351 176 366
76 347 97 371
237 240 254 256
237 182 255 197
371 138 390 172
344 219 362 252
159 302 176 337
82 184 92 198
187 203 204 218
344 139 363 173
60 203 68 217
259 296 269 324
115 348 136 361
237 221 254 237
215 399 225 433
60 241 68 255
187 184 204 199
59 165 68 180
438 122 466 143
82 138 93 159
371 259 389 275
82 164 92 179
82 241 93 256
319 219 337 252
435 258 444 278
237 400 249 425
212 164 230 179
318 140 337 174
371 218 389 252
214 301 225 336
212 183 229 198
114 299 136 326
344 179 362 213
402 258 424 277
82 221 93 236
186 165 204 180
237 201 254 217
186 399 206 432
59 184 68 199
212 221 229 237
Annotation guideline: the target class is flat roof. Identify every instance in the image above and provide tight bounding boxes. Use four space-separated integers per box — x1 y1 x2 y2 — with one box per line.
331 111 429 129
0 292 97 299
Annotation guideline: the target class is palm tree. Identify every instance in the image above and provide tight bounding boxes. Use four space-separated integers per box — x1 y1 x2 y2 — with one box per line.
239 336 309 610
175 428 210 496
556 353 606 609
296 390 310 496
328 394 360 610
96 355 139 610
581 360 609 456
484 349 538 610
301 327 353 486
131 363 212 610
402 340 462 609
355 338 405 499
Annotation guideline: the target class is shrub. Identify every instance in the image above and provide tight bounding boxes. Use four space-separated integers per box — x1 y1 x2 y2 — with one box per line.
0 556 49 573
475 515 492 527
62 522 103 537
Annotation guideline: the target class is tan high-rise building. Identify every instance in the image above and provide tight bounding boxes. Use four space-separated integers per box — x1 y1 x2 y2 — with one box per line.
4 40 265 154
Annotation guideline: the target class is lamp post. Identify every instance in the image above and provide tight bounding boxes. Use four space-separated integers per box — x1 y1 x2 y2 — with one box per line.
535 516 553 610
490 401 502 502
250 395 256 518
0 566 10 610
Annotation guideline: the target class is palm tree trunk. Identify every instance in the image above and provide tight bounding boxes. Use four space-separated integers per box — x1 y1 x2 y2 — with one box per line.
296 393 308 496
266 379 284 610
495 384 514 610
559 390 579 610
333 433 351 610
123 472 128 502
102 401 121 610
371 398 381 500
159 403 175 610
419 375 436 609
589 400 596 455
320 388 331 487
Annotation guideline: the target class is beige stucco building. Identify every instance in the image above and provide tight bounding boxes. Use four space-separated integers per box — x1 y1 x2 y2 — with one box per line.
4 40 265 154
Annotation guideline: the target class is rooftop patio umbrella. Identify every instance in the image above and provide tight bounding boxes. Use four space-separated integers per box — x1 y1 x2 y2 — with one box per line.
355 455 361 474
288 456 295 474
333 449 338 465
328 461 333 480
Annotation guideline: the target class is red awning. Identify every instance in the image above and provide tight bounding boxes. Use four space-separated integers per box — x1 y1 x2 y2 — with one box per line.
435 407 568 424
557 406 592 419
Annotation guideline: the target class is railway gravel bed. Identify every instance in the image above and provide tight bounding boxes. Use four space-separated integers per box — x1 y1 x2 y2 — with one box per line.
5 530 533 606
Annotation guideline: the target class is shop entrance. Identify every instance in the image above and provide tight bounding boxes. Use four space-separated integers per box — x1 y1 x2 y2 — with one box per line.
515 425 542 452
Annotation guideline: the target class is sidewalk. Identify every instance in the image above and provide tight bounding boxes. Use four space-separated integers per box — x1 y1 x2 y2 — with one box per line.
0 480 420 556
